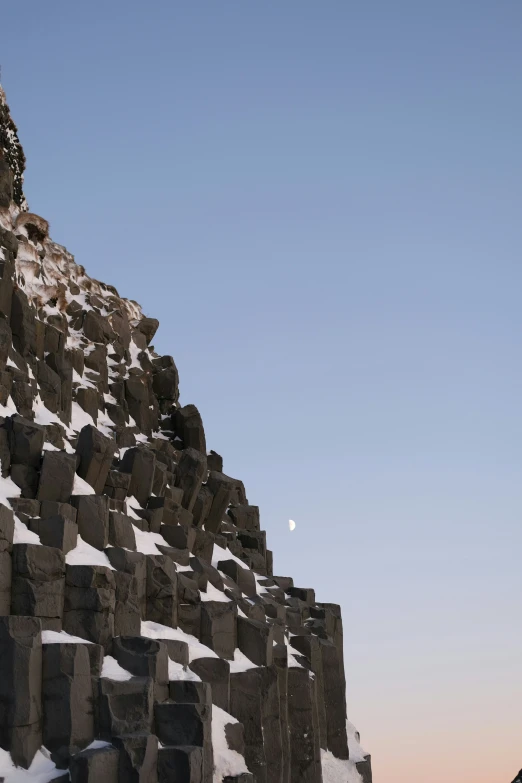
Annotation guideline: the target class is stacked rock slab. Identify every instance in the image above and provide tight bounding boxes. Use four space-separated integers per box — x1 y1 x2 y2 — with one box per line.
0 84 372 782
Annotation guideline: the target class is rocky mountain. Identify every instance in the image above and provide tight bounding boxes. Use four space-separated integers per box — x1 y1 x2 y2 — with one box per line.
0 83 372 783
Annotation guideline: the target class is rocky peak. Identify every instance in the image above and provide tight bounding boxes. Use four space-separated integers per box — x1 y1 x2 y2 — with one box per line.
0 84 27 211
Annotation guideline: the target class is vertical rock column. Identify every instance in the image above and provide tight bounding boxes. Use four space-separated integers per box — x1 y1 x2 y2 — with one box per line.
0 616 42 768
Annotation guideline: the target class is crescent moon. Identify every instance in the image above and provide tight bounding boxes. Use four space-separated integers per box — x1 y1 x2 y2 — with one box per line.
289 519 296 531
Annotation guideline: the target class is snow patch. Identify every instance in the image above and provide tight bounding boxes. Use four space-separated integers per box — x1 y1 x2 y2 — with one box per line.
66 536 115 569
141 620 219 662
168 658 201 681
0 746 68 782
101 656 133 681
72 473 96 495
42 630 92 645
212 705 250 782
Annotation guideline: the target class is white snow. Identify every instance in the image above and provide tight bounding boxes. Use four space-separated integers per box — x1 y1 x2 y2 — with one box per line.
229 647 258 673
42 630 92 644
70 401 95 432
347 720 370 763
212 544 248 571
320 721 370 783
132 524 172 556
0 471 21 503
33 396 63 427
128 339 143 370
286 642 306 669
101 655 133 681
201 581 231 603
125 496 144 519
141 620 219 662
0 747 68 782
66 536 115 569
0 396 17 417
13 517 41 545
72 473 96 495
212 705 250 782
0 473 42 545
42 441 60 451
321 751 363 783
168 658 201 681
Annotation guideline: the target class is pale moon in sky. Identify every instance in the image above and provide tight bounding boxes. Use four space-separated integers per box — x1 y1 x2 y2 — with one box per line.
288 519 296 532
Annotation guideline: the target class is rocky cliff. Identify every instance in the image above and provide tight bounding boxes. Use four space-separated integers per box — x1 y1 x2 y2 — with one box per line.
0 84 371 783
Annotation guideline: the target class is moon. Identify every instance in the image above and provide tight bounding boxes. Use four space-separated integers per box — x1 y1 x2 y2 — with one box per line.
288 519 296 532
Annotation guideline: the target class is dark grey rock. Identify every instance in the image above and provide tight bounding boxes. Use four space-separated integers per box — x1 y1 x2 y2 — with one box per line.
237 617 274 667
69 746 119 783
157 746 203 783
98 677 154 738
188 657 230 713
36 451 77 502
120 446 156 506
288 666 322 783
205 471 237 534
105 548 146 616
145 554 177 628
40 500 77 523
224 720 245 756
178 602 201 638
109 511 137 550
154 701 211 748
0 503 14 552
200 600 237 661
173 404 206 453
0 550 12 613
192 485 213 529
152 364 179 403
10 288 37 358
169 680 211 705
228 505 260 532
125 376 152 436
37 362 62 414
217 559 256 598
174 447 207 513
112 733 158 783
71 494 110 551
8 497 40 525
356 756 373 783
161 523 196 551
223 776 254 783
10 462 39 498
75 387 99 424
113 571 141 638
42 642 94 759
30 514 78 555
76 425 115 494
0 616 42 768
112 637 169 703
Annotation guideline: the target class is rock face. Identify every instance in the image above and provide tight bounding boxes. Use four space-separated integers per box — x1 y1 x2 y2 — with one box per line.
0 85 372 782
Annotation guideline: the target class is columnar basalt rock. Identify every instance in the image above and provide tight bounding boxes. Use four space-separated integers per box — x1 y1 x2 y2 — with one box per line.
0 84 372 782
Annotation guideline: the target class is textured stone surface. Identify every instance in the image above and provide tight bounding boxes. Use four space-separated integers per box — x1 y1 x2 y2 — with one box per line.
0 86 369 782
42 642 94 759
0 616 42 768
76 425 115 494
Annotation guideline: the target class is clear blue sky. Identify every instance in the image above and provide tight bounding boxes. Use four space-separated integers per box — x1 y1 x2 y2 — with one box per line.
2 3 522 780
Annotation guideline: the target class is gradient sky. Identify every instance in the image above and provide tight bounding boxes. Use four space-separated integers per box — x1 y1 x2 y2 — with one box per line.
2 3 522 781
